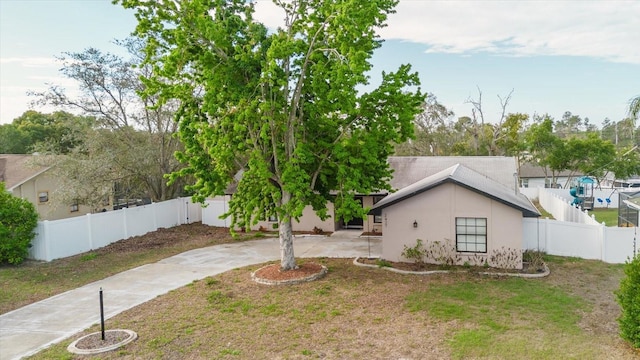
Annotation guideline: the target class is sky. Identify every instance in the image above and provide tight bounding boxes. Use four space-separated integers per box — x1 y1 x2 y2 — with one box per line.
1 0 639 127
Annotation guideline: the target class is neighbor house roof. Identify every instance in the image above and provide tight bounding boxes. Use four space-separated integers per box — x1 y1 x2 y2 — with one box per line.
387 156 518 191
519 162 576 179
0 154 51 191
370 163 540 218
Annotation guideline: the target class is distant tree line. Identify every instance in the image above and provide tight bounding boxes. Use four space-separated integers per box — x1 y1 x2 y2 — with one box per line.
394 92 640 187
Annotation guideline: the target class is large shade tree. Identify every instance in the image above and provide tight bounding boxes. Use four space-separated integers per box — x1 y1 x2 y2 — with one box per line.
31 40 184 202
117 0 424 270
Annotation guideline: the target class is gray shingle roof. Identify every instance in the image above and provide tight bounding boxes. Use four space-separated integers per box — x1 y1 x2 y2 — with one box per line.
387 156 518 191
370 163 540 218
519 162 577 178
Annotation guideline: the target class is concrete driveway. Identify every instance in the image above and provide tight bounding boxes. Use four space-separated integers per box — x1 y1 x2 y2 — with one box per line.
0 231 380 360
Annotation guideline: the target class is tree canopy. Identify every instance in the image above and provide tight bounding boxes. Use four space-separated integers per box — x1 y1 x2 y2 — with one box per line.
30 40 186 204
0 111 94 154
117 0 424 270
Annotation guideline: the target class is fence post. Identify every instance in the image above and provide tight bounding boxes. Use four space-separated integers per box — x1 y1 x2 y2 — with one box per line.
123 207 128 239
152 202 158 231
87 213 93 250
43 220 51 262
545 217 551 254
600 222 606 262
185 198 190 224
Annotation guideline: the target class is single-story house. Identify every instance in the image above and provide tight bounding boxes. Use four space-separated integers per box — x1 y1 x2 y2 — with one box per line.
251 156 522 234
518 162 581 189
1 154 92 220
369 163 540 269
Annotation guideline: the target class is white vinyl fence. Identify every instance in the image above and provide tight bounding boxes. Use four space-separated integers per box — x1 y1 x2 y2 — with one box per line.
29 197 204 261
520 187 638 263
523 218 637 263
520 187 602 225
27 192 639 264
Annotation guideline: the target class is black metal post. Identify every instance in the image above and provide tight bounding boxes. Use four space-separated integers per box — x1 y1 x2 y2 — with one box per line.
367 223 371 258
99 287 105 341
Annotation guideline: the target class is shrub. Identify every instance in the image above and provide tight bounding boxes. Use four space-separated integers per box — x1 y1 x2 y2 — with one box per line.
401 239 428 267
523 249 546 272
616 254 640 348
0 182 39 264
376 259 392 268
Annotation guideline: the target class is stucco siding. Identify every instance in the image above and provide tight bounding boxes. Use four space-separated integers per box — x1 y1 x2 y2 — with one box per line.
381 183 524 269
252 202 336 232
10 173 91 221
381 183 453 262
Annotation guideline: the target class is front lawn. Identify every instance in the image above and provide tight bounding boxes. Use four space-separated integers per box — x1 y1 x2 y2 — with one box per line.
28 256 636 359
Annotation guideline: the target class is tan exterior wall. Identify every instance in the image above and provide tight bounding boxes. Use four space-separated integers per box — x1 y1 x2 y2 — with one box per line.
380 183 523 269
252 202 337 233
362 196 383 233
10 172 92 221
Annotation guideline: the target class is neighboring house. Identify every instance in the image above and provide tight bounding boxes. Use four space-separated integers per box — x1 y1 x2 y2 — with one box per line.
252 156 521 234
0 154 92 220
518 162 579 189
369 164 540 269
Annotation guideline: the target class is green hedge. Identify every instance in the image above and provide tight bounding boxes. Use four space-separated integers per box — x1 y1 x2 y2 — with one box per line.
617 253 640 348
0 182 39 264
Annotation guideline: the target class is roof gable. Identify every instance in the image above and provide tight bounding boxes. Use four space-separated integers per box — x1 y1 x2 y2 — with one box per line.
0 154 51 191
371 163 540 218
387 156 518 191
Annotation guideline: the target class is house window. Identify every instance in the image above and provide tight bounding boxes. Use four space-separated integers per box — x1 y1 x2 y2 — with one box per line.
456 217 487 253
521 178 529 188
70 202 79 213
268 214 277 222
373 195 385 223
38 191 49 203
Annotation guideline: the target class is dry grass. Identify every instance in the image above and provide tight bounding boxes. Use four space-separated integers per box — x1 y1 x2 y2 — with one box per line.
27 256 639 360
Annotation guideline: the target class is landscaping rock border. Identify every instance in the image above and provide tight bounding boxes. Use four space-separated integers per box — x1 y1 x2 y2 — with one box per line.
353 257 550 278
251 263 328 285
67 329 137 355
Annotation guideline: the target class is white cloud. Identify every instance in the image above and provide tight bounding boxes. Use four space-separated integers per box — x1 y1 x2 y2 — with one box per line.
381 1 640 64
0 56 58 68
253 0 640 64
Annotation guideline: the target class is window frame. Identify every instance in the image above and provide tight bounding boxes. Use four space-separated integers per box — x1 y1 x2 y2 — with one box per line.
455 217 487 253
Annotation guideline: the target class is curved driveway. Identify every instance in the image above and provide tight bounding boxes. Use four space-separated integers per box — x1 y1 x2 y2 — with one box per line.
0 231 380 360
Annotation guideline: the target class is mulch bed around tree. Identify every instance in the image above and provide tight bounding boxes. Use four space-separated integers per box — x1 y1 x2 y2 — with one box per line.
74 331 130 350
251 262 328 285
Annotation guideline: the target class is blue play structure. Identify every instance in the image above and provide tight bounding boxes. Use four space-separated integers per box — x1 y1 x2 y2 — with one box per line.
570 176 595 210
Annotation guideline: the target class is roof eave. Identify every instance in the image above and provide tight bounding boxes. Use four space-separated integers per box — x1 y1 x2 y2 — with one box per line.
369 178 541 218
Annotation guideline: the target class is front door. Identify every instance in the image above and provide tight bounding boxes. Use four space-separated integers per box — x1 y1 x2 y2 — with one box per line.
344 197 364 229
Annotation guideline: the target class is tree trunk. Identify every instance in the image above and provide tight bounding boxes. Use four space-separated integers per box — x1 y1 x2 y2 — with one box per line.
279 218 297 270
278 191 297 271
